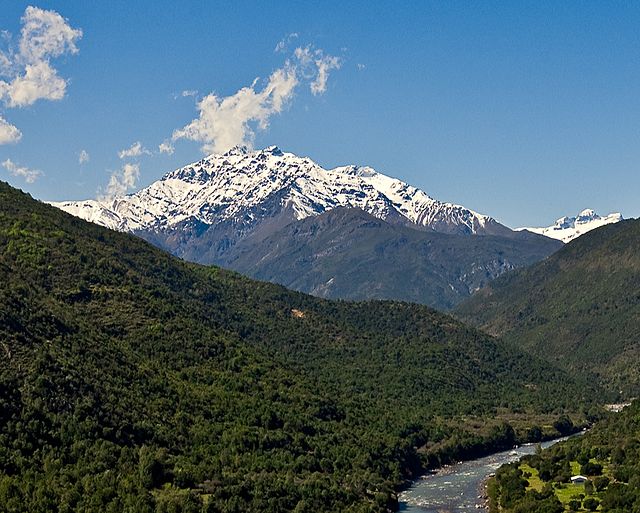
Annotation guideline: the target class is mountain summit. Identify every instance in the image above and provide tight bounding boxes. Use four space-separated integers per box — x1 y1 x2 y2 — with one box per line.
518 209 623 243
53 146 512 238
52 147 563 308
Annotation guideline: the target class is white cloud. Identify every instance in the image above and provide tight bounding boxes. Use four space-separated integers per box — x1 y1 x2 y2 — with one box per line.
181 89 197 97
100 163 139 200
158 140 175 155
356 63 366 71
293 46 313 68
0 7 82 107
0 115 22 144
294 45 342 96
118 141 151 159
0 7 81 139
0 50 11 75
78 149 89 164
274 33 298 53
172 43 341 154
18 6 82 64
2 60 67 107
172 65 298 154
2 158 43 183
311 54 342 96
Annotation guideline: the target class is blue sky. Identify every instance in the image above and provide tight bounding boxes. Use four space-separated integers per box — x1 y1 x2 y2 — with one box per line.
1 1 639 227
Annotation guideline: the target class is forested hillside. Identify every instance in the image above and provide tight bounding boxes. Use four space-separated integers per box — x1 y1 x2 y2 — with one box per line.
0 182 596 512
456 219 640 396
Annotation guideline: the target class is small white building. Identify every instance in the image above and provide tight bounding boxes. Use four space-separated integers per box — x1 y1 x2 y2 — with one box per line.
570 475 588 484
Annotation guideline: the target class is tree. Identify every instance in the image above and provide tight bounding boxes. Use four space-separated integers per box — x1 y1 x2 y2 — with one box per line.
593 475 609 492
553 416 574 436
583 497 599 511
568 499 581 512
583 478 594 495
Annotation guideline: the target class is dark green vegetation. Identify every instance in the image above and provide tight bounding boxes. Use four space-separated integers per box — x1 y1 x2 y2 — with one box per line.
489 401 640 512
0 182 594 512
220 207 562 311
456 219 640 396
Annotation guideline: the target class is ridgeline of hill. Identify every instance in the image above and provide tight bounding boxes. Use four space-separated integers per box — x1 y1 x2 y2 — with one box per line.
456 219 640 396
221 207 562 311
0 182 596 512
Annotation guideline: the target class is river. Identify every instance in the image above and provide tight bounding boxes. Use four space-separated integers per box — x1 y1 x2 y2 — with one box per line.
398 436 574 512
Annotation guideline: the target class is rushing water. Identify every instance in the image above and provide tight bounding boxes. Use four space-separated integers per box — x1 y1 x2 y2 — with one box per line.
398 437 572 513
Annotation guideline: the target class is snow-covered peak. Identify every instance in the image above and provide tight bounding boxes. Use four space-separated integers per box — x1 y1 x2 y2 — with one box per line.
576 209 597 222
52 146 501 236
518 209 623 243
223 145 249 156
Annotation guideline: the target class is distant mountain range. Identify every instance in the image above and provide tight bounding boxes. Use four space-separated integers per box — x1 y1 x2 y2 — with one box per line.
53 145 512 236
518 209 623 243
222 206 561 310
53 146 562 309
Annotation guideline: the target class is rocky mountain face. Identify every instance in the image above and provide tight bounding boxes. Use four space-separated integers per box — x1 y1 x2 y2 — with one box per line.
53 146 562 308
221 207 562 310
519 209 623 243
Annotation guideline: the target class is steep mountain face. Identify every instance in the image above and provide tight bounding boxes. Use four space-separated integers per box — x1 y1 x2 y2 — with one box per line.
222 207 562 310
54 146 512 238
0 182 593 512
52 147 562 308
519 209 623 243
456 218 640 396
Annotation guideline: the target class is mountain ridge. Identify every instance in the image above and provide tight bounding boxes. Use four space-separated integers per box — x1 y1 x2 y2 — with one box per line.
221 206 563 310
456 217 640 395
518 208 623 243
53 145 514 237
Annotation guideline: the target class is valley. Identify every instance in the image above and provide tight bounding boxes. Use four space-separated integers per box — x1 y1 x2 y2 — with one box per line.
0 182 596 512
2 3 638 512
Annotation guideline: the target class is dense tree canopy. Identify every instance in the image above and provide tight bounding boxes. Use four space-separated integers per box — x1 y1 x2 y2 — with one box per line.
0 182 597 512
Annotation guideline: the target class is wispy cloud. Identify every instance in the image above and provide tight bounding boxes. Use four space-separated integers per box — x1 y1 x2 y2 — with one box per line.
274 33 298 53
118 141 151 159
158 140 174 155
172 66 298 154
181 89 197 97
0 115 21 144
172 43 342 154
311 54 342 95
2 158 43 183
293 45 343 95
78 149 89 164
0 7 81 142
100 163 139 200
356 63 366 71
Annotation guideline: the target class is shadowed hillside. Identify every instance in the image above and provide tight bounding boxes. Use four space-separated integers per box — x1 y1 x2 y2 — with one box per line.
457 219 640 396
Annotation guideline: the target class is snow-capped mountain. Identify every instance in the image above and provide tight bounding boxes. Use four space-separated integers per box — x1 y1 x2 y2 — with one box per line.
51 146 563 308
53 145 511 237
519 209 623 243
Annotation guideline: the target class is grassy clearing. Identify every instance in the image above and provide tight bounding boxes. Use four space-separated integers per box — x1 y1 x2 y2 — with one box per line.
521 464 543 492
522 458 611 512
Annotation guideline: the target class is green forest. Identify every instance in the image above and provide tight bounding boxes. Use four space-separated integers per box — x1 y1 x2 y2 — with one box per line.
489 401 640 512
0 181 598 512
456 218 640 396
